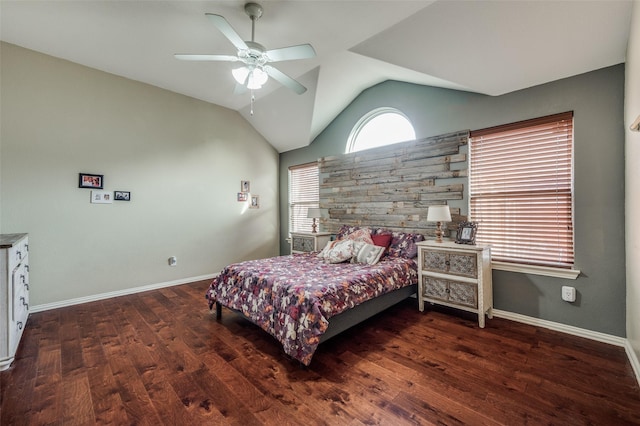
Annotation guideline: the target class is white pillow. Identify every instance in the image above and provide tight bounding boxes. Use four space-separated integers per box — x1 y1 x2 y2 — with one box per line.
317 239 336 258
351 242 385 265
323 239 354 263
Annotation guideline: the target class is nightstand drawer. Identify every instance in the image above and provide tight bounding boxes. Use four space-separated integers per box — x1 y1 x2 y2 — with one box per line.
292 236 315 252
423 277 478 308
420 249 478 278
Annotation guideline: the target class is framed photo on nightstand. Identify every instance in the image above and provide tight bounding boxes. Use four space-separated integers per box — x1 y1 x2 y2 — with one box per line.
455 222 478 245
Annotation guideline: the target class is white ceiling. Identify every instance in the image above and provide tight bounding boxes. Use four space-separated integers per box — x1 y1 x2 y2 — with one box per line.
0 1 633 152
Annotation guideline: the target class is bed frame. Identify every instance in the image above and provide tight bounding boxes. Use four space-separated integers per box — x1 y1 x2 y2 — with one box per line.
215 283 417 343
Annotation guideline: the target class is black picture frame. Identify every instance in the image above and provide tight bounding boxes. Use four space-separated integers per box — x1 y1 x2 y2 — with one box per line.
455 221 478 245
79 173 104 189
114 191 131 201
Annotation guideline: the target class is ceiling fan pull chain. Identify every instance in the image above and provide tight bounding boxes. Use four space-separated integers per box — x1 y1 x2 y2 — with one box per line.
250 90 255 116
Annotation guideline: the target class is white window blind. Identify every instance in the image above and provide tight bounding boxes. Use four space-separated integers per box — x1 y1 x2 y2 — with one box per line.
469 112 574 268
289 162 319 233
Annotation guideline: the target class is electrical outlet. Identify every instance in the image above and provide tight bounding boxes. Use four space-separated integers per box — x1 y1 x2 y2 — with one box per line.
168 256 177 266
562 286 576 302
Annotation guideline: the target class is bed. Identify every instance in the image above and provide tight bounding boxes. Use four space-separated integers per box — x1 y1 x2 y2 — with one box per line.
206 226 423 365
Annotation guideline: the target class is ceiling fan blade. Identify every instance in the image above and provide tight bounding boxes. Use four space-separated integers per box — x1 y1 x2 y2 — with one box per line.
206 13 248 51
174 54 239 62
264 65 307 94
266 44 316 62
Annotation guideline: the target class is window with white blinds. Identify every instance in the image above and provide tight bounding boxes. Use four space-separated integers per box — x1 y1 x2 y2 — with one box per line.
289 162 319 233
469 112 574 268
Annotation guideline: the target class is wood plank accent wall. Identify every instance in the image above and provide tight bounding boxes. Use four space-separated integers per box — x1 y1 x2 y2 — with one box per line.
319 130 470 238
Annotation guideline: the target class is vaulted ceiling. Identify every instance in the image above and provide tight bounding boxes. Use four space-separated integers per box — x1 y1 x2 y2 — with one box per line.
0 1 633 152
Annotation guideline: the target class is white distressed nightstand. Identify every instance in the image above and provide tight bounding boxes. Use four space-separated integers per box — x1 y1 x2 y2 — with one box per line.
417 241 492 328
290 232 331 254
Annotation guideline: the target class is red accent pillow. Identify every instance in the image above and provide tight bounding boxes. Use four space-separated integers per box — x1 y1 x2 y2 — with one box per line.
371 233 392 253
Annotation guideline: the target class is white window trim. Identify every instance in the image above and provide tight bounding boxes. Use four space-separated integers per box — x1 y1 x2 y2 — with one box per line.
346 107 415 153
491 260 580 280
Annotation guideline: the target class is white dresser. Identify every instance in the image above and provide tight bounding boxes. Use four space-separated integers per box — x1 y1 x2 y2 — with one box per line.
417 241 492 328
0 233 30 371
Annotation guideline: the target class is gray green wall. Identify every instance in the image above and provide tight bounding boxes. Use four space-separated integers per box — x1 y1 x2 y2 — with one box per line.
1 42 280 307
280 65 626 337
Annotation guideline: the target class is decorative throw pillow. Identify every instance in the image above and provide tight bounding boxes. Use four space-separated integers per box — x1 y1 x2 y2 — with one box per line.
317 239 337 258
344 228 373 245
336 225 361 241
352 243 385 265
323 239 354 263
371 233 393 254
388 232 425 259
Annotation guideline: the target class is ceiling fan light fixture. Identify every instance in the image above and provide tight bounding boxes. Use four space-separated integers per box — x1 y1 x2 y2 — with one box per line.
232 66 268 89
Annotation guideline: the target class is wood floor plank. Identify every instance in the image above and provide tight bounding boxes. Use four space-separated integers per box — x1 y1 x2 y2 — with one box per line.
1 281 639 425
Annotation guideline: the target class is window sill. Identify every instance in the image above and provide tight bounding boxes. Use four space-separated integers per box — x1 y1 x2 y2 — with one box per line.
491 261 580 280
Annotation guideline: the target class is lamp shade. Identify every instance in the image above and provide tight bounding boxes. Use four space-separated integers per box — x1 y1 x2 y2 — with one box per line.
307 207 322 219
427 205 451 222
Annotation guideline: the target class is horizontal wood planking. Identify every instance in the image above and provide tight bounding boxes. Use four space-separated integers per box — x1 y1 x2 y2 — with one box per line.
319 130 470 236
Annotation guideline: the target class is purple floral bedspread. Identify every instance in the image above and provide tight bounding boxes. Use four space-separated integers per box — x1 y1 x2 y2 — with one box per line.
206 253 417 365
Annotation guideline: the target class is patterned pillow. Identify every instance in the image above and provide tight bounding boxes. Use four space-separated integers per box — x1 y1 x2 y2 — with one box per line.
317 239 337 258
351 243 385 265
344 228 373 245
336 225 361 240
323 239 354 263
388 232 424 259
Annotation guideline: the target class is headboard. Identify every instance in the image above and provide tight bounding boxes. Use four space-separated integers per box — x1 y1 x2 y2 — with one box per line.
318 130 469 239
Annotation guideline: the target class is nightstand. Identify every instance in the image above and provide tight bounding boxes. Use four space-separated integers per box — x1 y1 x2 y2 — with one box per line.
290 232 331 254
417 241 492 328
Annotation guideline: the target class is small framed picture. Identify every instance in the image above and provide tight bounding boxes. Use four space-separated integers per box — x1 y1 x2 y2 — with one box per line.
455 222 478 245
90 190 113 204
79 173 103 189
114 191 131 201
241 180 250 192
237 192 248 202
250 195 260 209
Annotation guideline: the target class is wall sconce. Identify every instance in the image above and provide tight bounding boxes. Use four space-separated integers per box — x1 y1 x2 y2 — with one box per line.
427 205 451 243
307 207 322 233
631 115 640 132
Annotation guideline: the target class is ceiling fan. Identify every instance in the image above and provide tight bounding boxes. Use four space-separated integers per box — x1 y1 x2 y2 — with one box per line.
175 2 315 95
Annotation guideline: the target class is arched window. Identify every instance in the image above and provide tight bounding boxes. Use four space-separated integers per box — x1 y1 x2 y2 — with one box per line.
347 107 416 153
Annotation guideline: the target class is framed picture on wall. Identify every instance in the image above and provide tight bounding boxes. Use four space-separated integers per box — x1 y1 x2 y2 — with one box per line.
90 190 112 204
237 192 248 202
241 180 250 192
250 195 260 209
114 191 131 201
455 221 478 245
79 173 104 189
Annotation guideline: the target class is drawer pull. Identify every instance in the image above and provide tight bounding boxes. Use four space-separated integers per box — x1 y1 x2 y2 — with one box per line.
17 321 23 330
20 274 26 284
25 243 29 252
445 261 450 266
16 250 22 259
20 297 28 309
445 288 450 294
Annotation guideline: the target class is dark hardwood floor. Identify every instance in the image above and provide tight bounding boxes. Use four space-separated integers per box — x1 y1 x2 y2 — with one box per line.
2 280 640 425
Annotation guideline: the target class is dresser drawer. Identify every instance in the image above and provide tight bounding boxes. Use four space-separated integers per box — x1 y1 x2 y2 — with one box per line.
12 259 29 321
420 248 478 279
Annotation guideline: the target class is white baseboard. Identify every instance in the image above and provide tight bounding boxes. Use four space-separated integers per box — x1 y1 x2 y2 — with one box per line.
30 273 217 313
493 309 640 386
624 340 640 387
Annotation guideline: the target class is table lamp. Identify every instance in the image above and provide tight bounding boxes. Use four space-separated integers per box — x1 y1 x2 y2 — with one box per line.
427 205 451 243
